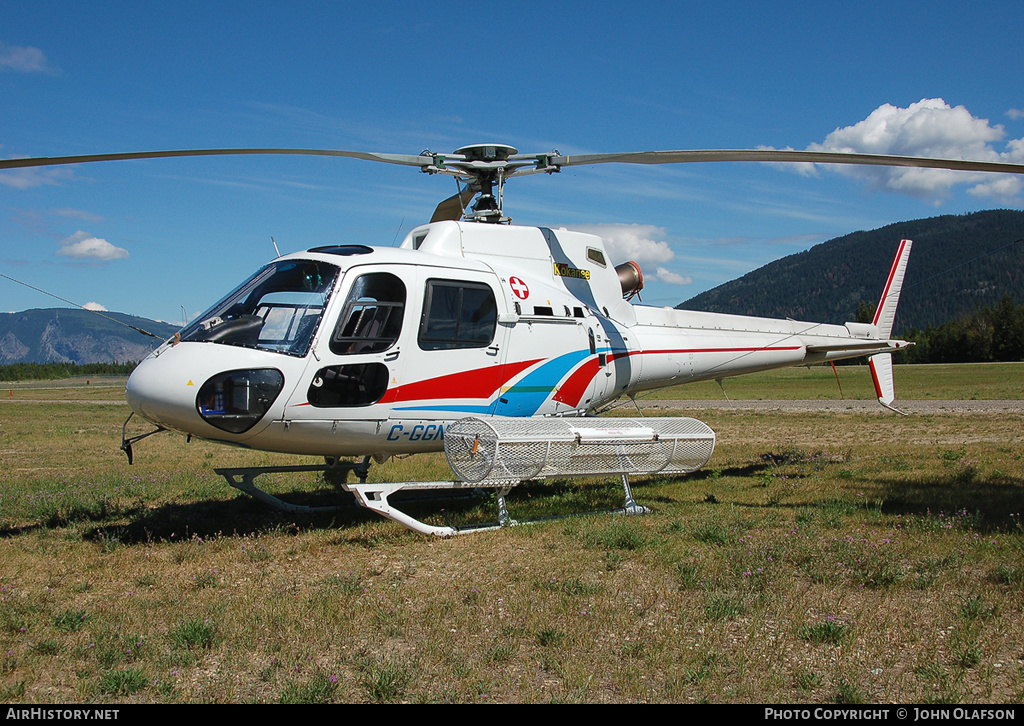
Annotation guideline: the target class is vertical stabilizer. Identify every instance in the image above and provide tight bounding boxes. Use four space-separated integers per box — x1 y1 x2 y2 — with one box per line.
872 239 912 338
869 240 912 414
869 352 905 414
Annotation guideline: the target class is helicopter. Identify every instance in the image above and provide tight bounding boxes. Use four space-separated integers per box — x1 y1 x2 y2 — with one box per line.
4 143 1024 535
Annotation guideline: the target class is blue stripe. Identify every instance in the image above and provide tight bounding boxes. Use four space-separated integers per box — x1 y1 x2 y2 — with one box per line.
393 404 495 414
492 350 590 416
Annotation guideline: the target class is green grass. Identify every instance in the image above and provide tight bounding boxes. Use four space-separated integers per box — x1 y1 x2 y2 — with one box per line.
97 668 149 697
170 618 218 650
644 361 1024 400
0 368 1022 703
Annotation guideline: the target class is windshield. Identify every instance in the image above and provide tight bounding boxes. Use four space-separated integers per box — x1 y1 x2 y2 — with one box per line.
179 259 340 356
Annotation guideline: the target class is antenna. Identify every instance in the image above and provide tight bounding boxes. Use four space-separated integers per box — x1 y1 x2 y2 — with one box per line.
271 236 281 258
0 272 159 339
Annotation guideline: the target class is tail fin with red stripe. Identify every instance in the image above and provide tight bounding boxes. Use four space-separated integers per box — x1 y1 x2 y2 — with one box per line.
872 239 912 339
869 240 912 414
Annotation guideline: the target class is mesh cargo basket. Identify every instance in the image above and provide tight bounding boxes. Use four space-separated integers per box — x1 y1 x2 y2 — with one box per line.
444 416 715 485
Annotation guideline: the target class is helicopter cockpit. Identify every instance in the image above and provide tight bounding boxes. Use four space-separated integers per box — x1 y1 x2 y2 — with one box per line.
179 259 340 357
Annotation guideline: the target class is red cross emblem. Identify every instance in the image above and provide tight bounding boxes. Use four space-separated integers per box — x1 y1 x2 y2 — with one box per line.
509 276 529 300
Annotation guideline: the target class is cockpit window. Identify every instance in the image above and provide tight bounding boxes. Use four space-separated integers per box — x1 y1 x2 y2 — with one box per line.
179 260 339 357
330 272 406 355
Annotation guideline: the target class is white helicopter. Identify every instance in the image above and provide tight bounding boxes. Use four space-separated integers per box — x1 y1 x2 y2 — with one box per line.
5 144 1024 535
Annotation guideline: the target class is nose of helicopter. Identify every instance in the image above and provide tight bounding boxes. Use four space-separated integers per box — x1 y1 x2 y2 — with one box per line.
125 351 204 434
126 343 290 439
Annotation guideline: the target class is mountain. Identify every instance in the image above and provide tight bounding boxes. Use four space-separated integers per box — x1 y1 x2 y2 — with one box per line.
677 210 1024 334
0 308 179 365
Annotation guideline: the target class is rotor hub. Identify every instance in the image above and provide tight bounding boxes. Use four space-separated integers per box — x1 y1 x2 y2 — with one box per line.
438 144 525 223
453 144 519 162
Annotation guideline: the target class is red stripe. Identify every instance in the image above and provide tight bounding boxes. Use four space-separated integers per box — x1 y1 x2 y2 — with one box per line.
873 239 908 327
553 345 804 407
869 358 884 399
324 345 805 409
552 358 601 406
378 358 541 404
612 346 802 362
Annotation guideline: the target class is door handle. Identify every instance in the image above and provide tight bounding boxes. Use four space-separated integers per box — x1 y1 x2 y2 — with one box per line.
384 349 400 361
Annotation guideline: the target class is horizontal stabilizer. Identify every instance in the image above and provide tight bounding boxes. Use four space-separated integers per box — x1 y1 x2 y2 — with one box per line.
806 339 908 356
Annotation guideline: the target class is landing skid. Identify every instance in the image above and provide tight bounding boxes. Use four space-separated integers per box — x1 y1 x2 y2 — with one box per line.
215 462 650 536
215 458 370 514
347 473 649 537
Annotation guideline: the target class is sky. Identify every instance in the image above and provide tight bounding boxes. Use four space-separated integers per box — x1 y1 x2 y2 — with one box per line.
2 0 1023 323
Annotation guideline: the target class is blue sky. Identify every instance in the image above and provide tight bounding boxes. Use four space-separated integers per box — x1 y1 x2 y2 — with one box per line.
2 1 1023 323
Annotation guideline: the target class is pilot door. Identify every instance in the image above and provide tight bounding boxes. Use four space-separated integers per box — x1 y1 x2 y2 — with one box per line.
280 266 410 454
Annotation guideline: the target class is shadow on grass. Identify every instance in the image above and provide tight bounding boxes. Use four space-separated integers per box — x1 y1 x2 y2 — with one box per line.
698 451 1024 533
75 485 488 544
1 476 642 545
874 473 1024 532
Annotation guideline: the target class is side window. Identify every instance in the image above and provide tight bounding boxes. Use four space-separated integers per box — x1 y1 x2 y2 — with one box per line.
418 279 497 350
307 363 389 407
330 272 405 355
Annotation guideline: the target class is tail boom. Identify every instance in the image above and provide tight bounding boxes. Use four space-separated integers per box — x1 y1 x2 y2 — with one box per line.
623 240 914 408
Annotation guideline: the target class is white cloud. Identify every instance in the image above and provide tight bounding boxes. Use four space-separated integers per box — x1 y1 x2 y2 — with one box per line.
1008 108 1024 121
52 208 106 224
793 99 1024 202
563 223 676 265
655 267 693 286
82 302 108 312
0 164 73 189
967 175 1023 199
0 42 55 74
56 231 129 261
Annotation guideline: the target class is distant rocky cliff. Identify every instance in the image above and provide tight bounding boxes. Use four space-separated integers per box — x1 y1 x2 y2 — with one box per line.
0 308 179 364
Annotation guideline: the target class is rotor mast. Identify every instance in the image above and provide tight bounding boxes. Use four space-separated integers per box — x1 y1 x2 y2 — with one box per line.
421 144 557 223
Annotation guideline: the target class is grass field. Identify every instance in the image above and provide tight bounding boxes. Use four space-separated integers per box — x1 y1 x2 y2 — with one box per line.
638 361 1024 401
0 364 1022 703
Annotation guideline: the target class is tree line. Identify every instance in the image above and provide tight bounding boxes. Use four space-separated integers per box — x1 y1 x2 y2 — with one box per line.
0 361 139 382
897 294 1024 364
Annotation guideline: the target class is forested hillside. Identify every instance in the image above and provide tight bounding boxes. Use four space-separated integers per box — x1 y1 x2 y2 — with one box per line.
678 210 1024 334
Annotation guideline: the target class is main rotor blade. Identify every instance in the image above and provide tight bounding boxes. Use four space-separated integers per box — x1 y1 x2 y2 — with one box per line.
549 149 1024 175
0 148 433 171
7 145 1024 186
